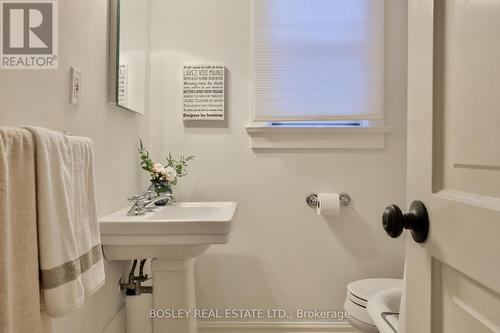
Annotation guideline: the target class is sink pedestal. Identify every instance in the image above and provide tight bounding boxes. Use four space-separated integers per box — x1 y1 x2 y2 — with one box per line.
152 258 197 333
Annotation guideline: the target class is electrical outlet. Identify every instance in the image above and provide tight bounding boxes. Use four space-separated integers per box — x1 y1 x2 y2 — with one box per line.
70 67 82 106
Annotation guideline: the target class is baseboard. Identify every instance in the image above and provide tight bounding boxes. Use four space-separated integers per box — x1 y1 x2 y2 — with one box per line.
101 304 126 333
198 321 355 333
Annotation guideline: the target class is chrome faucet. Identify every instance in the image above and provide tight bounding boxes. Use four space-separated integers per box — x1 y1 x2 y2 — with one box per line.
127 190 176 216
144 192 176 207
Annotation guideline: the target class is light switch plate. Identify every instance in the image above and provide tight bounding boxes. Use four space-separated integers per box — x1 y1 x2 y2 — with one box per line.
70 67 82 106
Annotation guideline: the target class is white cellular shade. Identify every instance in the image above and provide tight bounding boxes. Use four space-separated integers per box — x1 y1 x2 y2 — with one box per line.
253 0 384 121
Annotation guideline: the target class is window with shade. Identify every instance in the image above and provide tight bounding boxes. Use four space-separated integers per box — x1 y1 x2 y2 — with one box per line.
252 0 385 123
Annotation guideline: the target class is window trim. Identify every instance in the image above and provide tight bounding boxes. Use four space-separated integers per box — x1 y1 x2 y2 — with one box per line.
245 122 390 149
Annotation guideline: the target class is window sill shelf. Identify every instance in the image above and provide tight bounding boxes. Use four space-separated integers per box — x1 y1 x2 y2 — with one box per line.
245 123 390 149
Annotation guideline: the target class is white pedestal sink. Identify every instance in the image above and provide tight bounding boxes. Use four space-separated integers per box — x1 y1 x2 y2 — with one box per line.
99 202 237 333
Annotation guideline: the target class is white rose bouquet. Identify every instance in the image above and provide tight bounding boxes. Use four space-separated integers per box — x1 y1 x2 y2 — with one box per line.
138 140 194 196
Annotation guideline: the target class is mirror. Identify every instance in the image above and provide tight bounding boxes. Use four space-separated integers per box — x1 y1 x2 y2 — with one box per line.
109 0 148 115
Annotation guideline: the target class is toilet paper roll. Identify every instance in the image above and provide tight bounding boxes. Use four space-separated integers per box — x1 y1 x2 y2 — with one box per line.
316 193 340 216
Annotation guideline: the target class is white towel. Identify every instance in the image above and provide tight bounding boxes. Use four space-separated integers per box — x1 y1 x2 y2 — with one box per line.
26 127 105 318
0 128 43 332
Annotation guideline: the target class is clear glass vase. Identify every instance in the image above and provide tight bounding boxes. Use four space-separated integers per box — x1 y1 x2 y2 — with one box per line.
148 180 172 206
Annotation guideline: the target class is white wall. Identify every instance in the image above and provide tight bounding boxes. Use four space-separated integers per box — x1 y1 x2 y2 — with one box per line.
0 0 148 332
149 0 407 319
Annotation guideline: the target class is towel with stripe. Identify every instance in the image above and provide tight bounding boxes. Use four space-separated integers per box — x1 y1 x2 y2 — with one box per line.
26 126 105 318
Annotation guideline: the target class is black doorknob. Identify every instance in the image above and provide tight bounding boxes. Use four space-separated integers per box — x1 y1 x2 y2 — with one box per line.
382 201 429 243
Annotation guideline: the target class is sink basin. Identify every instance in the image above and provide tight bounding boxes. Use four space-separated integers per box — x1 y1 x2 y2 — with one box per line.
99 201 237 259
99 201 237 333
367 287 402 333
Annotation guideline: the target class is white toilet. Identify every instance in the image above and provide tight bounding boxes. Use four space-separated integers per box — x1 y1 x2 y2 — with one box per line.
344 278 403 332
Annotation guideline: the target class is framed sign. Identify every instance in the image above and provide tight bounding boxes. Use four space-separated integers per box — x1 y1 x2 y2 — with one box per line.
183 64 225 120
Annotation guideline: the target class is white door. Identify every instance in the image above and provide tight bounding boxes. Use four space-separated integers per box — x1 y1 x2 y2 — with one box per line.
404 0 500 332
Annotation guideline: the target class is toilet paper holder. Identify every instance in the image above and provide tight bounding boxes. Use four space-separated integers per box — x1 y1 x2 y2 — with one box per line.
305 192 351 208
